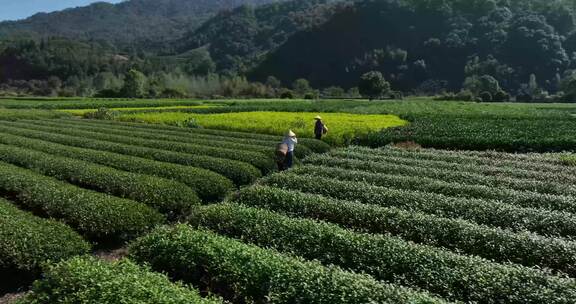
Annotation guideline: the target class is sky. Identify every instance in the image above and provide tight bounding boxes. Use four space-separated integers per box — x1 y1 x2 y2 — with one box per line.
0 0 124 22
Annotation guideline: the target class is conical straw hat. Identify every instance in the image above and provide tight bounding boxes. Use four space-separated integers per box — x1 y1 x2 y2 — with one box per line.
314 115 322 120
286 130 296 137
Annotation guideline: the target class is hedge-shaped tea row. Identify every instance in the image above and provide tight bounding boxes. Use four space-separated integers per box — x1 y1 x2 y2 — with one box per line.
190 203 576 303
261 173 576 238
357 116 576 153
349 146 576 174
293 165 576 214
60 118 315 158
0 123 260 185
0 144 199 217
234 186 576 274
331 149 576 185
89 118 331 153
236 185 576 240
347 146 576 174
128 225 446 304
19 257 222 304
0 198 90 278
373 146 561 164
40 119 274 156
25 120 275 173
382 146 564 165
304 154 576 197
0 132 233 202
0 161 163 240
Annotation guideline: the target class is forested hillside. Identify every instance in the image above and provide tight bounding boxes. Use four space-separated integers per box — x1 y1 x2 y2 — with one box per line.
249 0 576 94
1 0 576 101
179 0 349 74
0 0 285 49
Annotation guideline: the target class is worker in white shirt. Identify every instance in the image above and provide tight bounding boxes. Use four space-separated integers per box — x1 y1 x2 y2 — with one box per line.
281 130 298 170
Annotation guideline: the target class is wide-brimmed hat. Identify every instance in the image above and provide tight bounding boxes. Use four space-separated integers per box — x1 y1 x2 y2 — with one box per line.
286 130 296 137
314 115 322 120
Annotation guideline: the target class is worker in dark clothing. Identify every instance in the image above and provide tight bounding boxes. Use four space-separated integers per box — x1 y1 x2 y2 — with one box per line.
314 116 327 140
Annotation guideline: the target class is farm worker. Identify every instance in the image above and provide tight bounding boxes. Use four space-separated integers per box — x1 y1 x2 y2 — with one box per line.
314 116 328 140
280 130 298 170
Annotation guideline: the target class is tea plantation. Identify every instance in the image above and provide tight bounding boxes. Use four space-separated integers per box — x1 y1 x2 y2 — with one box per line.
2 98 576 303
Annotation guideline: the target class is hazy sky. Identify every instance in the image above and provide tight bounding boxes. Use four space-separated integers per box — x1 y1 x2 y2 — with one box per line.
0 0 124 21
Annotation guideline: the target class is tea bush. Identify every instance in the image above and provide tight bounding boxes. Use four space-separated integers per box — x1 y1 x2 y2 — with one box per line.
261 173 576 238
304 153 576 196
129 225 446 304
292 165 576 214
18 257 222 304
0 198 90 290
0 123 260 185
0 161 164 240
0 144 200 217
25 120 276 173
234 186 576 274
190 203 576 303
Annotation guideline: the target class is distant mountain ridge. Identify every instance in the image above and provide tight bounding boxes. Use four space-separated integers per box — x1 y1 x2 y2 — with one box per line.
0 0 286 48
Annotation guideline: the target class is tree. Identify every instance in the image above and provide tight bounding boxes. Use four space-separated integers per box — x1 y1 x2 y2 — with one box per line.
122 69 147 98
266 76 281 89
184 48 215 76
322 86 345 98
561 72 576 101
358 71 390 100
292 78 311 96
463 75 501 96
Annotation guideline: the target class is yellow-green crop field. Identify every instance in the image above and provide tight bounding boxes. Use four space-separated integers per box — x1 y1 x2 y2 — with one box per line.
60 105 219 116
119 111 408 145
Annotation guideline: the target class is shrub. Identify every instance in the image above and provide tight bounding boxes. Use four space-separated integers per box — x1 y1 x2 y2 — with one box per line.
305 153 576 199
234 186 576 274
359 71 391 100
0 132 233 202
0 144 200 217
18 257 221 304
86 119 330 154
176 118 202 129
304 91 318 100
160 88 188 98
0 123 260 185
456 90 474 101
0 161 164 240
333 147 576 186
493 90 511 102
0 198 90 292
190 203 576 304
480 91 493 102
129 225 447 304
390 91 404 99
25 120 276 174
67 118 316 158
260 173 576 239
437 93 456 101
279 89 294 99
82 107 119 120
48 119 274 156
292 164 576 215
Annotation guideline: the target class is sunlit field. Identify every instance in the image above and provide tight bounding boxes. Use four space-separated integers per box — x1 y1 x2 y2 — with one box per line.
119 111 408 145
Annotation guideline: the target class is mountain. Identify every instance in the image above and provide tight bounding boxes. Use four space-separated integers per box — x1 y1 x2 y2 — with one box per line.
177 0 349 74
248 0 576 92
1 0 576 99
0 0 286 50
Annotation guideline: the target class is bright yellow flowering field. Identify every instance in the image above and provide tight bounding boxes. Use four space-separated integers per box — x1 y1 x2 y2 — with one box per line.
119 111 408 145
